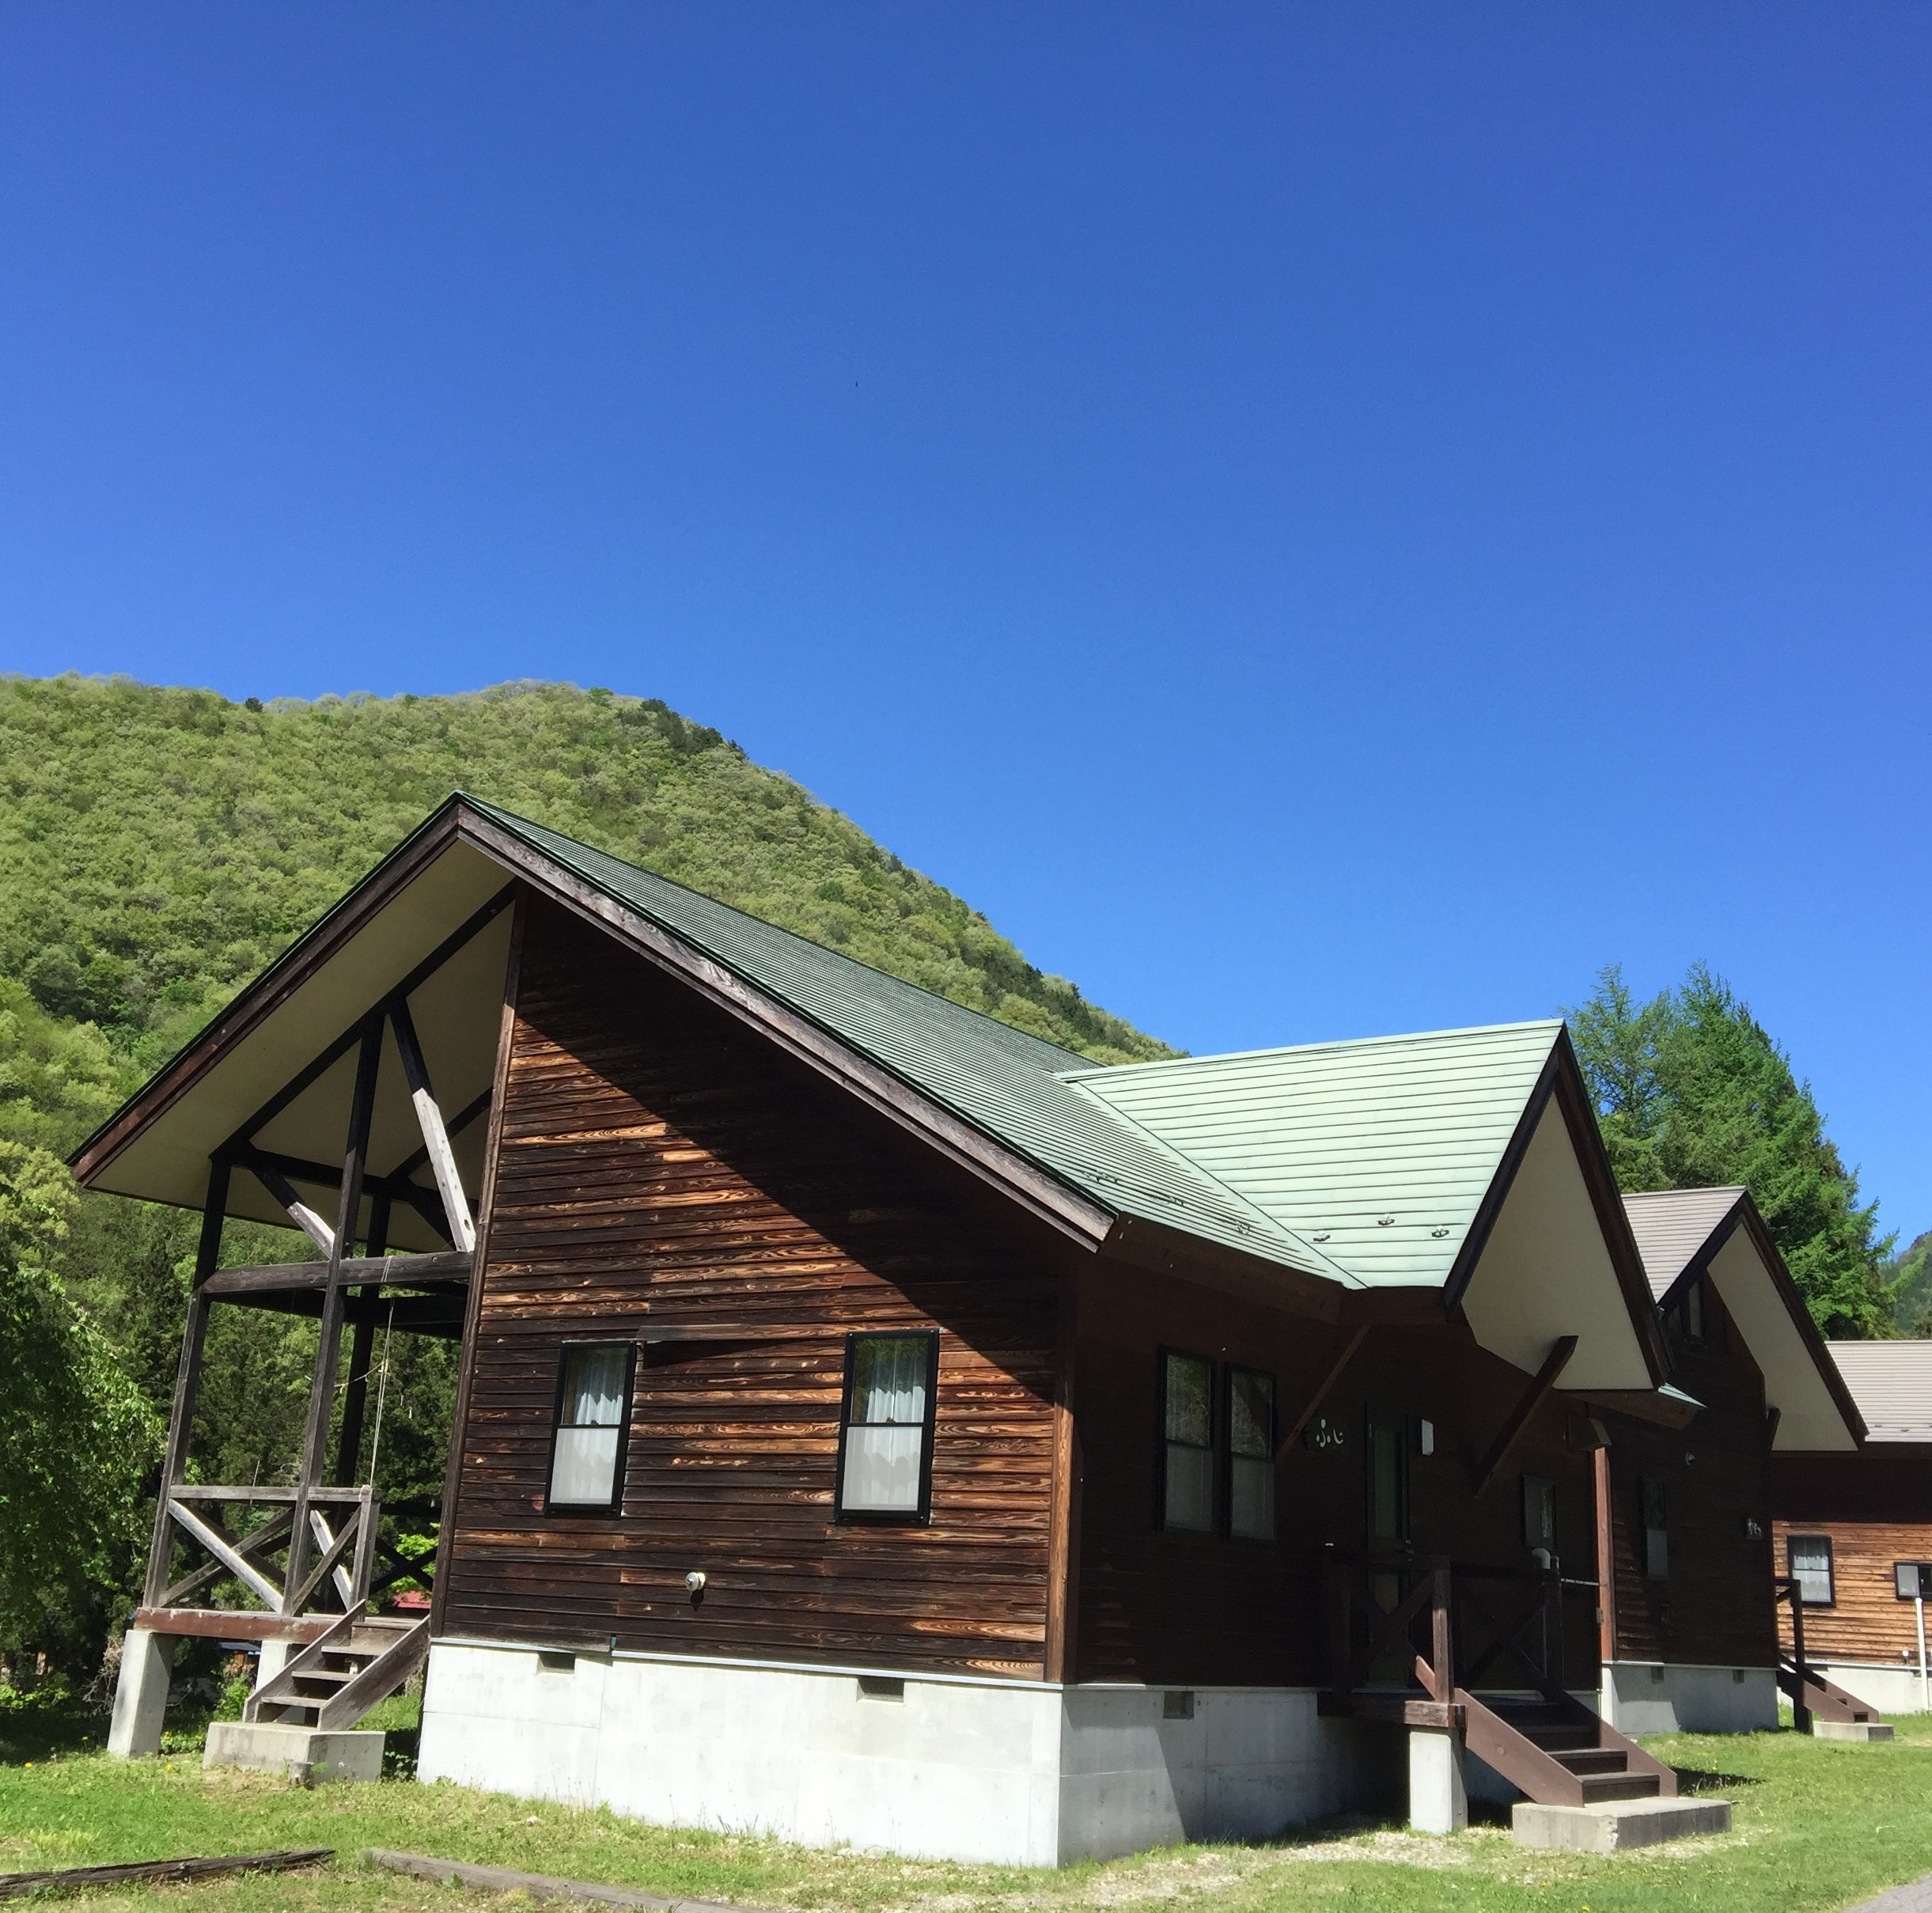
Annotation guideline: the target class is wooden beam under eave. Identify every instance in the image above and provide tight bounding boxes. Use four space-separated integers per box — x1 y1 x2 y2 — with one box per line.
1472 1334 1578 1498
1280 1324 1369 1457
390 998 476 1252
245 1156 336 1257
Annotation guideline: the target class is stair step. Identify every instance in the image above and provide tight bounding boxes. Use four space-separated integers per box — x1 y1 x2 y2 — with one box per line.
1552 1749 1628 1775
1579 1774 1663 1802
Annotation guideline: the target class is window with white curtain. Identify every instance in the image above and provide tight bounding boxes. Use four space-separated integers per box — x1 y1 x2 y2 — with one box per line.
1161 1350 1215 1533
1790 1533 1834 1606
838 1333 937 1520
1227 1367 1276 1541
548 1343 634 1512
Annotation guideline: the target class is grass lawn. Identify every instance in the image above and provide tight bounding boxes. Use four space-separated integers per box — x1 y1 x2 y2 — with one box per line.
4 1693 1930 1913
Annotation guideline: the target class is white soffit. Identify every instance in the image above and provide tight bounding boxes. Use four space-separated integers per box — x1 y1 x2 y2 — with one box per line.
84 839 512 1249
1705 1228 1857 1453
1459 1096 1651 1389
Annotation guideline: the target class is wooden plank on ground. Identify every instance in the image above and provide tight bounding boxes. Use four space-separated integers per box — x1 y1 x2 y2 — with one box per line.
362 1849 768 1911
0 1848 331 1899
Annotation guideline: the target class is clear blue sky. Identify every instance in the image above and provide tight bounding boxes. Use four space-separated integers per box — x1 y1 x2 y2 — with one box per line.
2 5 1927 1244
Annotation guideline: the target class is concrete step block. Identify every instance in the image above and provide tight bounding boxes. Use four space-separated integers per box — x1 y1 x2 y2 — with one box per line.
205 1720 385 1783
1512 1797 1731 1852
1814 1720 1894 1741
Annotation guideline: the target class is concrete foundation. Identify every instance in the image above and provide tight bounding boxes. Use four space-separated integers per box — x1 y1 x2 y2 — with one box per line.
254 1637 296 1692
1407 1727 1468 1834
1798 1661 1930 1718
106 1627 176 1758
1599 1661 1779 1736
1813 1719 1895 1741
205 1719 385 1782
419 1639 1392 1865
1512 1796 1732 1851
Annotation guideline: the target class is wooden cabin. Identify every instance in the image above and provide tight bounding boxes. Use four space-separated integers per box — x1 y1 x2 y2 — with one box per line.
80 796 1758 1860
1609 1188 1864 1733
1771 1341 1932 1715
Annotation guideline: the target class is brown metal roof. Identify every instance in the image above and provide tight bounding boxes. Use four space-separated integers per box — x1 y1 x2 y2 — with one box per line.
1622 1186 1748 1301
1827 1342 1932 1445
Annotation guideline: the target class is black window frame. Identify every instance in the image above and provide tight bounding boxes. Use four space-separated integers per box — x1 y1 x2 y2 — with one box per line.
1895 1561 1932 1600
1521 1472 1557 1555
834 1330 940 1526
544 1339 638 1518
1365 1405 1410 1547
1225 1364 1279 1544
1789 1532 1835 1607
1157 1347 1218 1536
1638 1475 1669 1580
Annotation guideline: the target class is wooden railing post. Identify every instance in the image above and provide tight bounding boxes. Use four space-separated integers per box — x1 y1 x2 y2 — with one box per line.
1325 1552 1351 1693
1430 1563 1454 1701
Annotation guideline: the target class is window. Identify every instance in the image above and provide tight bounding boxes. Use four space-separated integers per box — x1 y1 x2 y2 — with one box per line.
1895 1563 1932 1600
1789 1534 1834 1605
1681 1278 1707 1340
1522 1474 1557 1555
1639 1477 1669 1579
1366 1410 1408 1545
547 1343 634 1513
1227 1367 1276 1541
1161 1351 1215 1532
837 1332 937 1520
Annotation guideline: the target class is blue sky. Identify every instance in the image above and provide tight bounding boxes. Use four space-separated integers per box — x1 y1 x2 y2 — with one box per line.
2 4 1927 1244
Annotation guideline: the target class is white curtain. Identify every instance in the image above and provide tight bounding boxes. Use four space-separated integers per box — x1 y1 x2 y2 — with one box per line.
550 1346 628 1507
552 1426 621 1506
842 1426 924 1511
853 1337 928 1425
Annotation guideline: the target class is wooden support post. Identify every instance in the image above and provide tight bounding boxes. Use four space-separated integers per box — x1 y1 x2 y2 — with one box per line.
286 1017 381 1612
1472 1335 1578 1497
1593 1441 1616 1667
391 999 475 1253
1787 1580 1812 1734
143 1161 229 1607
333 1192 390 1487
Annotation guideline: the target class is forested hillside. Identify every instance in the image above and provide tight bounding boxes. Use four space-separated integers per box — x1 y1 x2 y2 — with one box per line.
0 673 1168 1675
0 674 1165 1070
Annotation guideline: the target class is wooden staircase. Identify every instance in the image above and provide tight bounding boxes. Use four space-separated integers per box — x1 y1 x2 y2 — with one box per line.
1460 1691 1675 1807
244 1612 430 1733
1775 1578 1885 1731
1323 1553 1679 1812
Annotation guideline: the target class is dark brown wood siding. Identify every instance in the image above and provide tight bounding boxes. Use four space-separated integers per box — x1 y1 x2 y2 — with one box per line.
1597 1281 1778 1669
1771 1452 1932 1662
1071 1264 1601 1688
441 897 1066 1676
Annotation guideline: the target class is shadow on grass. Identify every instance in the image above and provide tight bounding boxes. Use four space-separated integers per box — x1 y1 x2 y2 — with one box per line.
1674 1766 1767 1794
0 1693 108 1765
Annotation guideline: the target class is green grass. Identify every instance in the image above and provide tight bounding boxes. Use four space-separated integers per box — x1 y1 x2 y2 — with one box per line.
4 1701 1932 1912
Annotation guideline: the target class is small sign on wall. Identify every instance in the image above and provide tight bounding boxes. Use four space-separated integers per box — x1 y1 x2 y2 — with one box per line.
1304 1414 1347 1452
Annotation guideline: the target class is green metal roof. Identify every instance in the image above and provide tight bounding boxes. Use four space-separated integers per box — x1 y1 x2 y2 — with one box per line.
470 801 1355 1284
1058 1021 1566 1289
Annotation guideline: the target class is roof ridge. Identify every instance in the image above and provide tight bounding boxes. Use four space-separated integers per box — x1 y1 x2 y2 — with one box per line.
461 793 1105 1071
1057 1017 1564 1082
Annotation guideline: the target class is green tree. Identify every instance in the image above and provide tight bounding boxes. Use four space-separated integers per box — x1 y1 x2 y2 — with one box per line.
1568 963 1892 1336
0 1139 158 1661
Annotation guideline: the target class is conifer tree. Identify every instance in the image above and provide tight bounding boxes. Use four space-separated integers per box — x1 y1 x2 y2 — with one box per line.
1569 964 1892 1337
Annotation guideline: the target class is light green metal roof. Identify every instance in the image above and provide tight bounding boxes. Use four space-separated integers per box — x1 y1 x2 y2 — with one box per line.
470 801 1355 1284
1058 1021 1565 1290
